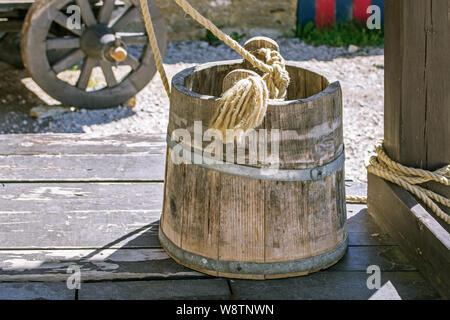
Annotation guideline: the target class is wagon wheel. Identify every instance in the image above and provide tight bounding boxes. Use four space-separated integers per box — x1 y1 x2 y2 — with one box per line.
21 0 167 109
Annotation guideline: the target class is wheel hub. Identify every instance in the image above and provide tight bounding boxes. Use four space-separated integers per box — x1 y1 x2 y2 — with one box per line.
80 24 127 62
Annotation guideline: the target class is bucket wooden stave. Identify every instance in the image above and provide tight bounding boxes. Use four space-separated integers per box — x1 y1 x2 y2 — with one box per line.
160 59 347 279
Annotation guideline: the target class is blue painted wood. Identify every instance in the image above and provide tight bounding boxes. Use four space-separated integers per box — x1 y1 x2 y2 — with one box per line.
298 0 316 26
296 0 385 27
371 0 385 25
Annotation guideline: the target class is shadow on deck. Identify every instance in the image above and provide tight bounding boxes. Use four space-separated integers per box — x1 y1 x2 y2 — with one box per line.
0 133 442 300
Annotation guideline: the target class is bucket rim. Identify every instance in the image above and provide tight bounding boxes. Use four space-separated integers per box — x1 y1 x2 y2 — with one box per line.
171 59 341 106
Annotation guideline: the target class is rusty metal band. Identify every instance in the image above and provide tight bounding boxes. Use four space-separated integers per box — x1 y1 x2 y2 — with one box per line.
166 134 345 181
159 228 348 277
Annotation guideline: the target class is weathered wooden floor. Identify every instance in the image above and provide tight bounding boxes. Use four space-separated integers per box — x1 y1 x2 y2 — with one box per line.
0 134 442 300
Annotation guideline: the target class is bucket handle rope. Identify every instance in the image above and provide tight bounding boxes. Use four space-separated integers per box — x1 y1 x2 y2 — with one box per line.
139 0 290 136
139 0 280 99
139 1 289 97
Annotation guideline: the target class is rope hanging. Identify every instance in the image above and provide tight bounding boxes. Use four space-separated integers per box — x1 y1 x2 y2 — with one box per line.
140 0 290 137
139 0 171 98
172 0 289 138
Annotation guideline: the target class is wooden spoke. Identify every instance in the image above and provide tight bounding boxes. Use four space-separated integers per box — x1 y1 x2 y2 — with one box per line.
46 37 80 50
77 57 96 89
98 0 116 25
52 49 86 73
122 55 140 70
112 7 139 32
100 61 118 87
53 10 84 36
75 0 97 27
118 33 148 45
21 0 167 108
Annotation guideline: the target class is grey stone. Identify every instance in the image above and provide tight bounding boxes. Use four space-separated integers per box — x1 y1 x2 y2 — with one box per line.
30 105 73 119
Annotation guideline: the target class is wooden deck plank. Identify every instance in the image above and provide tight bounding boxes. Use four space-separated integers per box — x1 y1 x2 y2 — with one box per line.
346 206 396 246
0 182 163 249
0 134 167 182
328 246 416 272
0 245 417 282
0 183 378 249
229 271 440 300
0 134 166 156
78 279 231 300
0 154 165 182
0 282 74 300
0 248 205 282
0 182 162 212
0 212 162 249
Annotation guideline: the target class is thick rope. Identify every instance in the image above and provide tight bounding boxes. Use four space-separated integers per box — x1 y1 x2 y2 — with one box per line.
139 0 171 98
140 0 290 135
349 142 450 225
208 48 290 139
172 0 290 95
173 0 290 137
174 0 272 74
346 195 369 203
255 48 290 99
210 75 269 141
141 0 276 85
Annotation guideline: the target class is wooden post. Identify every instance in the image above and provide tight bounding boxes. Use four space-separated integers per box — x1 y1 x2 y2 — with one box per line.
384 0 449 171
368 0 450 298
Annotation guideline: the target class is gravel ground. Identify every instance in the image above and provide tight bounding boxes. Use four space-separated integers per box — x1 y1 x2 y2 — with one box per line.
0 38 384 182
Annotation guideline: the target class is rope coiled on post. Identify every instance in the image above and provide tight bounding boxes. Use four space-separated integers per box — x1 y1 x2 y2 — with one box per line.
349 142 450 225
366 142 450 224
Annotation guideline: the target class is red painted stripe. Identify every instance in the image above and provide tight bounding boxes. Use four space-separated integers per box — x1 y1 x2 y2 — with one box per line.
353 0 372 23
316 0 335 27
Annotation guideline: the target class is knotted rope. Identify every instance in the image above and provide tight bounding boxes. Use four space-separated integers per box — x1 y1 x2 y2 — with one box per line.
209 48 289 140
254 48 290 100
210 75 269 141
140 0 290 138
174 0 290 138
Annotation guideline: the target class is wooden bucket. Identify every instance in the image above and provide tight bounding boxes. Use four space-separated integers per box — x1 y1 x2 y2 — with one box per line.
159 40 347 279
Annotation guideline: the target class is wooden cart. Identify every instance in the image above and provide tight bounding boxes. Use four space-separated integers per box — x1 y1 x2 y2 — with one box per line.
0 0 167 109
